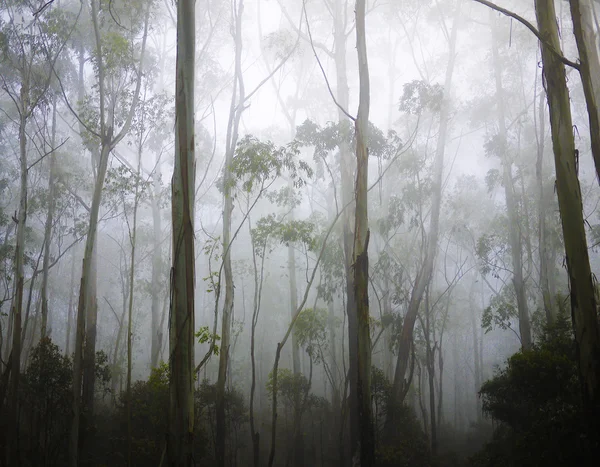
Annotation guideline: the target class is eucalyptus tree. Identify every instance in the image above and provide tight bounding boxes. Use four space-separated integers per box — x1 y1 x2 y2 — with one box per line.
168 0 195 464
68 1 151 464
569 0 600 186
390 0 462 413
489 12 532 349
473 0 600 450
214 1 298 463
0 2 73 463
534 0 600 451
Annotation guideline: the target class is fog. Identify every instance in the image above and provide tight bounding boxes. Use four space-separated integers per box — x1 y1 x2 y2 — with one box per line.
1 0 599 466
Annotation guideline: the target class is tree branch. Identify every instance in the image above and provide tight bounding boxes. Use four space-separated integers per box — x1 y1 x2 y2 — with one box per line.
473 0 581 70
303 0 355 121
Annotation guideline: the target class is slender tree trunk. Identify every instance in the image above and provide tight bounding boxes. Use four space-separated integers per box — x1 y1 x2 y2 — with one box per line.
66 250 76 356
126 146 141 467
491 12 532 349
390 0 461 411
330 0 358 460
469 283 482 421
5 83 29 467
535 0 600 455
288 220 304 467
353 1 373 465
41 98 58 340
168 0 196 464
535 85 555 324
570 0 600 185
150 172 163 368
216 2 245 465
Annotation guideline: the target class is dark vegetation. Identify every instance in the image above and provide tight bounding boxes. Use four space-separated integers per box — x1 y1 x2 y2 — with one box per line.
2 310 590 467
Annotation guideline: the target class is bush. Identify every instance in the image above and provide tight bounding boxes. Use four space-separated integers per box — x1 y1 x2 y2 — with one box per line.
19 338 73 466
470 311 589 467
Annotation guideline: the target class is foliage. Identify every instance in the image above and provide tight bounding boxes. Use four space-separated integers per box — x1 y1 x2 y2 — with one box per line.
399 80 444 114
195 325 220 356
113 363 207 466
266 368 310 409
481 286 517 335
294 307 333 361
376 403 432 467
19 338 73 466
472 310 590 466
251 213 319 257
226 135 313 193
196 378 248 429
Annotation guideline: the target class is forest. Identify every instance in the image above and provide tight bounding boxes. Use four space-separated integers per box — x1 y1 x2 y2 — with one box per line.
1 0 600 466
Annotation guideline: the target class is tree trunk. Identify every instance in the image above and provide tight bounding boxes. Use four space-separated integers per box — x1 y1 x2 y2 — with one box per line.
5 83 29 467
65 250 77 356
353 1 373 465
288 223 304 467
216 2 244 465
390 0 461 411
126 146 142 467
570 0 600 185
168 0 196 464
150 172 163 368
330 0 358 460
535 0 600 453
490 13 532 349
535 85 555 324
40 98 58 340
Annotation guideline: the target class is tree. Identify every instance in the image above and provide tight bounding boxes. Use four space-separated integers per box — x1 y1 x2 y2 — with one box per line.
390 0 462 412
168 0 196 464
534 0 600 455
353 0 374 465
68 1 151 464
490 10 532 349
569 0 600 186
0 2 68 462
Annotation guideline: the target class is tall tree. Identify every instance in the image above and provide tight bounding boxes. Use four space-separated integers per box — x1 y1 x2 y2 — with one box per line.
353 1 373 464
168 0 196 464
216 2 245 465
535 0 600 453
0 2 66 462
69 1 150 464
490 11 532 349
569 0 600 185
390 0 462 410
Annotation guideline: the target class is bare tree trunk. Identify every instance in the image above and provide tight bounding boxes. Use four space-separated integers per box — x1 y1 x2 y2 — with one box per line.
470 284 482 421
41 98 58 340
288 222 304 467
167 0 196 464
66 250 76 356
535 0 600 452
5 83 29 467
353 2 374 465
490 11 532 349
216 2 245 465
330 0 358 460
390 0 461 411
535 84 555 324
150 172 163 368
570 0 600 185
126 145 142 467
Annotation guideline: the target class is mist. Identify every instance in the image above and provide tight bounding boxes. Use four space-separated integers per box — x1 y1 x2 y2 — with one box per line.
1 0 599 466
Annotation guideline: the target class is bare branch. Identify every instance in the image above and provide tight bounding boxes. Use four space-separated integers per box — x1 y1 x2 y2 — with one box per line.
303 0 355 122
472 0 580 70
